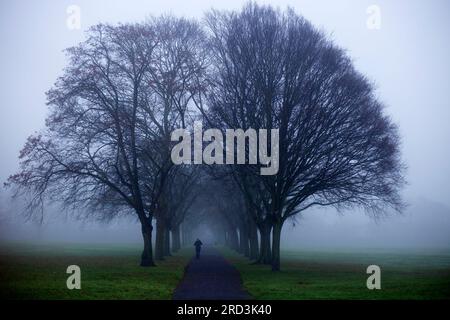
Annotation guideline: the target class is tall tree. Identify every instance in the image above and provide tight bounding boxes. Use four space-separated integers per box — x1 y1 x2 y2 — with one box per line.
6 16 207 267
144 16 208 260
205 3 405 271
7 23 160 266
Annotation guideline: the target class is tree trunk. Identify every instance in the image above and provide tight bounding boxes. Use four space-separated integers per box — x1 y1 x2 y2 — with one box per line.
172 225 181 252
271 222 283 271
225 231 230 247
163 226 172 257
181 223 186 246
239 226 250 257
238 227 244 254
220 227 227 246
155 216 165 260
249 220 259 260
229 227 239 251
244 232 250 257
257 222 272 264
140 217 155 267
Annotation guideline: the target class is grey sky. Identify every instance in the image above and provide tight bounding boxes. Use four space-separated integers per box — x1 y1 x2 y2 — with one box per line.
1 0 449 248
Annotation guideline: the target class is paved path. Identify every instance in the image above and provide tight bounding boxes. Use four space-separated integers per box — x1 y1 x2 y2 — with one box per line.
173 247 252 300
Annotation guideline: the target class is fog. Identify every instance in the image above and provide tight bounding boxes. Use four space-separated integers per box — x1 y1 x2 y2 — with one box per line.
1 0 450 250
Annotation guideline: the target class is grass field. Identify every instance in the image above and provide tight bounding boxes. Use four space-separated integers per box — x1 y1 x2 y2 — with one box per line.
0 242 191 299
1 242 449 299
220 247 450 299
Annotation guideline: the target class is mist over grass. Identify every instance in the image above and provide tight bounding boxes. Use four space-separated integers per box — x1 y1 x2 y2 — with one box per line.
2 195 449 253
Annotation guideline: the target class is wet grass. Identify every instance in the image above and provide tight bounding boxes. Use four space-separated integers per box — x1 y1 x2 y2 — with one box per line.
0 242 192 300
220 247 450 299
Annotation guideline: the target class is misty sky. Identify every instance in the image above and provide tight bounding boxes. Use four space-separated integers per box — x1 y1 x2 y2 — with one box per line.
1 0 449 249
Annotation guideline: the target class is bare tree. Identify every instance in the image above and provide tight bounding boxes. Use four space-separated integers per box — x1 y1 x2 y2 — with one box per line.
6 23 160 266
6 16 207 267
143 16 208 260
205 3 405 271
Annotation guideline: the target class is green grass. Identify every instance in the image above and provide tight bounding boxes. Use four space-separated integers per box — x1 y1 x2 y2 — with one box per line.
2 242 450 300
0 242 191 300
220 247 450 300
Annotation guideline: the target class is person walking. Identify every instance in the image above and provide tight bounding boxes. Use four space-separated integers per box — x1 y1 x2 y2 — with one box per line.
194 238 203 259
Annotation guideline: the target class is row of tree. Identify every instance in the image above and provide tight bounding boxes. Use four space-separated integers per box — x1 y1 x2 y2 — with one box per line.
6 3 404 271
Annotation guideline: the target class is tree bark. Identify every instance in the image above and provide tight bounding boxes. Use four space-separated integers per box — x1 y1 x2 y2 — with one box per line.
239 226 250 257
244 232 250 257
155 216 165 260
238 227 244 254
163 226 172 257
172 224 181 252
249 219 259 260
140 217 155 267
271 222 283 271
181 223 186 246
229 227 239 251
225 231 230 247
257 222 272 264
